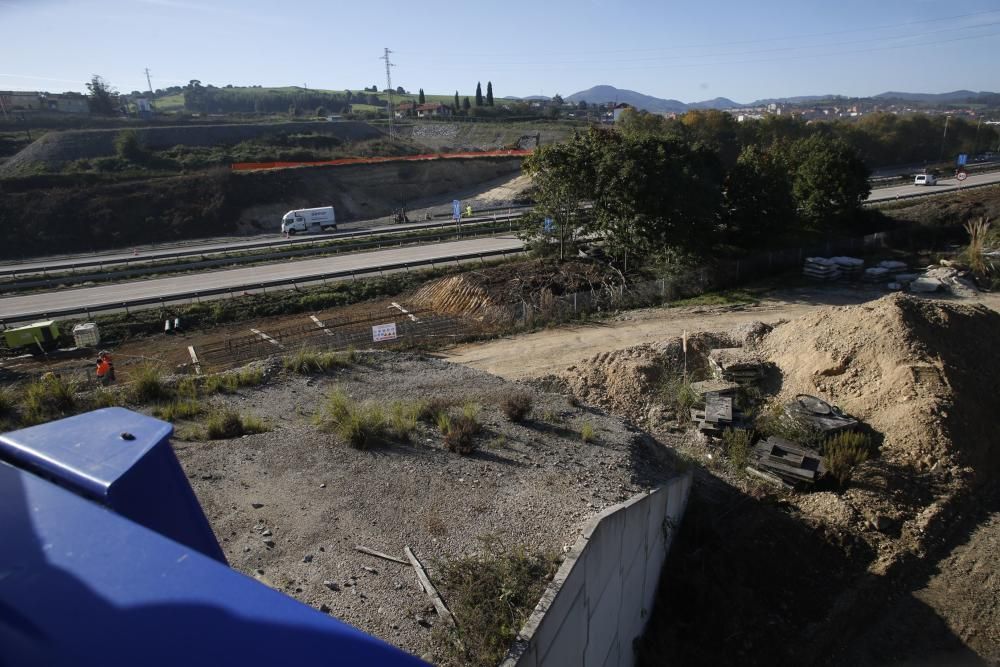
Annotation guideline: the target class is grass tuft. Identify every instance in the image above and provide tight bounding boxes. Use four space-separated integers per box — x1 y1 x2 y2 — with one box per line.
284 348 354 374
315 388 387 449
205 409 267 439
580 421 595 443
721 428 753 474
130 363 171 404
22 374 77 425
154 399 203 422
443 414 480 455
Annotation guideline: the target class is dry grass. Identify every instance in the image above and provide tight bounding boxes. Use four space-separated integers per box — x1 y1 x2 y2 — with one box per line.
501 392 533 422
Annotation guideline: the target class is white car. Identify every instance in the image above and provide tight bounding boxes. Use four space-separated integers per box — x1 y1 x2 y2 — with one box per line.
913 174 936 186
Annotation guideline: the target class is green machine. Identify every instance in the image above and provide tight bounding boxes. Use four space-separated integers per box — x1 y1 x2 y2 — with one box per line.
3 320 61 353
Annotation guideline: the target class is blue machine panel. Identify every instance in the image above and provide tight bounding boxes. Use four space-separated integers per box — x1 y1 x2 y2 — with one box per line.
0 408 225 562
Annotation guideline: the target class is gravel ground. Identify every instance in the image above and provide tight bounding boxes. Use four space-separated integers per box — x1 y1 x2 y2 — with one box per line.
172 351 678 660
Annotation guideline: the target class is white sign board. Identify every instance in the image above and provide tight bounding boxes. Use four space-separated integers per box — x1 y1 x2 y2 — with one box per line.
372 322 398 342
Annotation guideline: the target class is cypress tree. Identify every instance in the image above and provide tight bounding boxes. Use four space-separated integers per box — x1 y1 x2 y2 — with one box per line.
475 82 483 107
486 81 494 106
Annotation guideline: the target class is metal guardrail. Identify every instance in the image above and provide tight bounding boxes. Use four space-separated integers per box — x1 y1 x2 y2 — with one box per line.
0 246 523 327
0 211 529 278
864 178 999 206
0 219 525 291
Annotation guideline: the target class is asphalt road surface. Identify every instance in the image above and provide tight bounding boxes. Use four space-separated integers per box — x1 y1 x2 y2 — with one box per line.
0 236 523 322
867 170 1000 202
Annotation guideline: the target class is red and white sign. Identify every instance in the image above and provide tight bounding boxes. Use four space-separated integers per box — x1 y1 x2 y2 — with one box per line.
956 171 968 181
372 322 397 342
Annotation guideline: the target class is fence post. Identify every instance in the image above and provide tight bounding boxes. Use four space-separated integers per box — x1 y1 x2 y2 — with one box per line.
573 292 577 312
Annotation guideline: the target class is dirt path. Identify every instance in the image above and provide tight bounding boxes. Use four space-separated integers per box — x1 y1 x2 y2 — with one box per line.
442 287 1000 380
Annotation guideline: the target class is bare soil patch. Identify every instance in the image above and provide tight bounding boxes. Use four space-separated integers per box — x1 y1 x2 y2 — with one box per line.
171 351 679 661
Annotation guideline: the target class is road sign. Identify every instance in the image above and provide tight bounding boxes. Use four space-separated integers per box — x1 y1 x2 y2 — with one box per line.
452 200 461 220
957 153 968 166
543 217 553 232
957 171 968 181
372 322 397 342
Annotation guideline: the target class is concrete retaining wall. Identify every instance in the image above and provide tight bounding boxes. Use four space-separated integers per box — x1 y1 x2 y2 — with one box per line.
503 472 693 667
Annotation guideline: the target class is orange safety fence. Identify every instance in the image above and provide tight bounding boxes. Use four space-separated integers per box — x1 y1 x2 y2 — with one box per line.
230 149 533 172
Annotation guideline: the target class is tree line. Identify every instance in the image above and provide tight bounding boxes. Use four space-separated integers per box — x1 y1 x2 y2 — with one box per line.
617 108 999 169
522 126 871 266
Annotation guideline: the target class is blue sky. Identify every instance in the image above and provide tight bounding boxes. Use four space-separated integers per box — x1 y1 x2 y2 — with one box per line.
2 0 999 102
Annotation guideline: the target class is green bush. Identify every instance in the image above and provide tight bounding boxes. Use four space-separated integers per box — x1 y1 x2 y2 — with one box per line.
437 545 559 667
823 431 872 487
580 421 595 443
130 363 171 404
22 374 77 425
501 392 533 422
176 377 200 399
660 375 698 420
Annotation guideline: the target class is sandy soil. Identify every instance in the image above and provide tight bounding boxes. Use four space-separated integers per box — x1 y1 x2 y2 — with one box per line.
442 288 1000 380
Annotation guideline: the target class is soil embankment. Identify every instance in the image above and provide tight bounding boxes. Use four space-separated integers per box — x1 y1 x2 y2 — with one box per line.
0 156 522 257
0 121 382 176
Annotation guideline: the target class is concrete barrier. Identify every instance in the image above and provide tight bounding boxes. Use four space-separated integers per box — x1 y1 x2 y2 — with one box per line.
503 472 693 667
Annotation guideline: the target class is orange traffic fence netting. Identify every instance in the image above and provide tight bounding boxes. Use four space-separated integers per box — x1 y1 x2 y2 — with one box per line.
230 149 532 172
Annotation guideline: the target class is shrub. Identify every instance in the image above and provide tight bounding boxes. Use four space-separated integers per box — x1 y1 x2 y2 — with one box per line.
22 374 77 425
823 431 872 487
963 216 994 279
154 399 203 422
436 411 452 435
501 392 533 422
660 374 698 420
419 397 452 423
202 373 237 395
580 421 595 443
437 544 559 667
235 367 265 387
722 428 753 473
130 363 171 404
315 389 386 449
444 414 480 455
205 410 267 440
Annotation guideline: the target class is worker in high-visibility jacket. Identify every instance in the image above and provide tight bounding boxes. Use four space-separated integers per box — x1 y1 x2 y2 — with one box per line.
96 351 115 385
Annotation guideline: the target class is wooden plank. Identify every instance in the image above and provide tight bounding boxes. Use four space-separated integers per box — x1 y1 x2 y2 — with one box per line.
250 328 283 348
187 345 202 375
705 394 733 422
390 302 419 322
404 546 457 628
310 315 336 337
354 545 410 566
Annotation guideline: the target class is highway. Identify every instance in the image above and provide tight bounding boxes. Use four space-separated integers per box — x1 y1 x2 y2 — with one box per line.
866 170 1000 202
0 235 524 323
0 213 523 277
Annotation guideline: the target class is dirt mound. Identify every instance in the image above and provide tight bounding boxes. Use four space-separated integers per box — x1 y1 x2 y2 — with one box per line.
557 332 734 421
758 293 1000 477
410 274 513 322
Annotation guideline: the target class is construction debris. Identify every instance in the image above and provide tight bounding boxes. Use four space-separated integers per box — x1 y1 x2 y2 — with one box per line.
750 436 827 487
802 257 842 282
709 348 765 385
690 391 749 436
783 394 859 436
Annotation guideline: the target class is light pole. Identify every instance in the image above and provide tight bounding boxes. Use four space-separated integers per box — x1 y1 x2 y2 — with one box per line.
939 115 950 162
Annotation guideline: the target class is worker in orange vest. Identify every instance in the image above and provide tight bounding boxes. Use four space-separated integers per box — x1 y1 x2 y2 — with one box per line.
96 351 115 385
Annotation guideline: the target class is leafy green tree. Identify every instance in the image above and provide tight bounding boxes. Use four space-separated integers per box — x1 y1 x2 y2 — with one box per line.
86 75 117 115
475 82 483 107
114 129 146 162
724 145 796 246
551 93 564 106
486 81 494 106
786 135 871 232
418 88 425 104
522 131 598 260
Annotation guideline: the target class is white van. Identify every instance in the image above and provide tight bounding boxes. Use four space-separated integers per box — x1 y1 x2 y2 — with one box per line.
281 207 336 235
913 174 936 186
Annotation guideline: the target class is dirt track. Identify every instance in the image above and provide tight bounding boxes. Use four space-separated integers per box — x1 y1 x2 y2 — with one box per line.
442 287 1000 380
